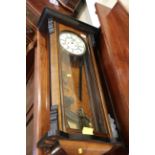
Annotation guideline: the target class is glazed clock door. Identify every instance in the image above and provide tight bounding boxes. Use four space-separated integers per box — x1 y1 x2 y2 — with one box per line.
49 21 112 138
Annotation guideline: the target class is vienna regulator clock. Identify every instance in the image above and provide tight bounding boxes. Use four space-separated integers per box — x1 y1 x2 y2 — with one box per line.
35 7 123 155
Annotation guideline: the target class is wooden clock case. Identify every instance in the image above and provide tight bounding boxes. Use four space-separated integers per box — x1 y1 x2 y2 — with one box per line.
32 2 129 154
27 2 129 155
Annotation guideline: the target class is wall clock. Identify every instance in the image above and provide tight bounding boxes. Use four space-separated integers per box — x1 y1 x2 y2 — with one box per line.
36 8 122 155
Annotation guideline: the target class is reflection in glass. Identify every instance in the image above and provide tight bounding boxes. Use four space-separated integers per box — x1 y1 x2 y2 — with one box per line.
59 31 107 134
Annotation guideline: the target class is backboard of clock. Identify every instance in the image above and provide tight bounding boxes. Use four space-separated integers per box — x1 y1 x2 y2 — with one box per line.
35 7 122 154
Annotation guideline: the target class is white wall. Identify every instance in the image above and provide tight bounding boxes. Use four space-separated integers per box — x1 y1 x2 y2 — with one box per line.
120 0 129 11
78 0 129 27
98 0 129 11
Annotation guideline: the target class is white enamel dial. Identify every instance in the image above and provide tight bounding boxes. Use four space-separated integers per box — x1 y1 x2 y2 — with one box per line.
59 31 86 56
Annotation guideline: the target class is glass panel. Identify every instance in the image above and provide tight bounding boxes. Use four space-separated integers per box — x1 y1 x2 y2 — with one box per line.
59 31 107 134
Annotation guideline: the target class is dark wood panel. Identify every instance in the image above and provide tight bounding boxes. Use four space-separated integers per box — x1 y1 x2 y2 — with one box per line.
26 18 36 47
27 3 39 26
26 46 35 83
26 72 34 112
95 2 129 146
27 118 34 155
26 2 38 47
104 146 128 155
26 104 33 126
